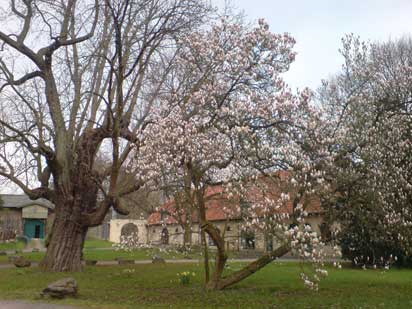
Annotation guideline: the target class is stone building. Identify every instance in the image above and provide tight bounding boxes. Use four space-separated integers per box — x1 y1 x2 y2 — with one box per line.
146 193 324 252
109 219 147 244
0 194 54 241
114 175 326 252
100 190 162 241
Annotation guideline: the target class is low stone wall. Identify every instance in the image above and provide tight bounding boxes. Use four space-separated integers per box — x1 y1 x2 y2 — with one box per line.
109 219 147 244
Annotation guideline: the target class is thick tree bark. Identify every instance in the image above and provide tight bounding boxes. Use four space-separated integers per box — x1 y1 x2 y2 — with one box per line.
39 127 114 272
40 203 88 272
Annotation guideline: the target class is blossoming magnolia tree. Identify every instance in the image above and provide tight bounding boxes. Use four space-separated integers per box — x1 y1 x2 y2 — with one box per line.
135 18 330 290
318 35 412 266
0 0 210 271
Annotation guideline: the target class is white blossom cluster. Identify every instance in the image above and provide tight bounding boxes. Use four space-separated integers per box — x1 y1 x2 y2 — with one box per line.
126 17 332 289
287 223 329 290
113 232 142 252
318 35 412 266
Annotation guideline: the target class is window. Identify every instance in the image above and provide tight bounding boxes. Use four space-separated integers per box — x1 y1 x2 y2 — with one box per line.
226 226 231 232
175 228 179 233
241 229 255 249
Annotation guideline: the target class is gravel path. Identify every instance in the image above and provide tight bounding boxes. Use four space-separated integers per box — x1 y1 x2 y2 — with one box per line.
0 257 344 269
0 258 258 269
0 301 76 309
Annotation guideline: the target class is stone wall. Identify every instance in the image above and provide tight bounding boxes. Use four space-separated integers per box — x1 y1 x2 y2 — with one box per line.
147 224 187 245
109 219 147 244
0 208 23 241
113 215 326 253
88 222 110 240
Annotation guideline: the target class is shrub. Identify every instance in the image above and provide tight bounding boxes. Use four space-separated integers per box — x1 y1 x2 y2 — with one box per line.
337 202 412 268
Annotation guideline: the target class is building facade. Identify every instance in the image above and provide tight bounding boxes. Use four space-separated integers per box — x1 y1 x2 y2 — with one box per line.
110 178 327 253
145 214 324 252
109 219 147 244
0 194 54 241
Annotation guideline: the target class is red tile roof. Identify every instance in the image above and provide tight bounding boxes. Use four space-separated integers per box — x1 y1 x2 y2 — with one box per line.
147 186 236 225
147 173 322 226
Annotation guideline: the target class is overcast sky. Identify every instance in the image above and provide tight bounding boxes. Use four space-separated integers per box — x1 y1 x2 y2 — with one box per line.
215 0 412 90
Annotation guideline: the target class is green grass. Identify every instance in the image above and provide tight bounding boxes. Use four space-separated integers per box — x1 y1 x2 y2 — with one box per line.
83 247 200 261
0 240 26 252
0 239 112 252
0 262 412 308
83 239 114 249
0 247 201 264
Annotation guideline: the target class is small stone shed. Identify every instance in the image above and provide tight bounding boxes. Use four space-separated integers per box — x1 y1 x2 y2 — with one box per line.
0 194 54 240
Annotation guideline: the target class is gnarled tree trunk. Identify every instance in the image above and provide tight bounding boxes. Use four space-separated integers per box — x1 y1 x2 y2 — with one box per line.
40 128 115 272
40 201 88 272
206 244 290 290
193 176 290 290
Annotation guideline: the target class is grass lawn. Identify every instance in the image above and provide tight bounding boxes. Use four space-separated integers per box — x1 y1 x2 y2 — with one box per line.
0 238 113 252
83 239 114 249
0 262 411 308
0 240 26 252
0 247 201 264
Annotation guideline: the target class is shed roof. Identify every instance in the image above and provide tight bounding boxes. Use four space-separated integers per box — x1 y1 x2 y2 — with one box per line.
0 194 54 209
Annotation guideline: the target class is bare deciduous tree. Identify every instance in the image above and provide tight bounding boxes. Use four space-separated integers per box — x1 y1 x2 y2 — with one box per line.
0 0 210 271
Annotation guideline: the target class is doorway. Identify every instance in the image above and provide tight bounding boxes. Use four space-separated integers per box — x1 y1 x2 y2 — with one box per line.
34 225 41 238
24 219 45 239
161 228 169 245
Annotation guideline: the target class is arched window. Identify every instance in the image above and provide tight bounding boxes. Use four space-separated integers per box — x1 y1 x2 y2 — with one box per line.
121 223 139 240
161 228 169 245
